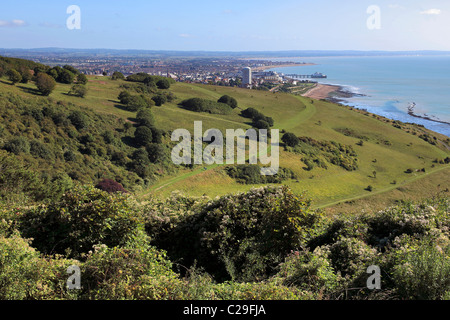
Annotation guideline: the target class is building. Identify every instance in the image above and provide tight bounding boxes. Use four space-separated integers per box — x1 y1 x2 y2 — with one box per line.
242 67 252 86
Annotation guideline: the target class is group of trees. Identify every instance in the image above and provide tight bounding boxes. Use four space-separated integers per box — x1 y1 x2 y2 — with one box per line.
0 56 88 97
241 107 275 130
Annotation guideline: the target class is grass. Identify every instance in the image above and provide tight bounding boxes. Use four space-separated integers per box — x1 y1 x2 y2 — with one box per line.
2 75 448 212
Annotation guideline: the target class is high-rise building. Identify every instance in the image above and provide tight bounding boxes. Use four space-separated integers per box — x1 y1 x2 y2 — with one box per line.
242 67 252 86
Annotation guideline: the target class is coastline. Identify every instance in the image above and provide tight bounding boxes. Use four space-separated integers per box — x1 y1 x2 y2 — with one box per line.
302 84 450 130
301 83 341 100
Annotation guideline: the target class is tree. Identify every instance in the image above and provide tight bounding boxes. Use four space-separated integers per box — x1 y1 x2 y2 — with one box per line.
282 132 300 148
118 91 132 105
76 73 88 85
111 71 125 80
146 143 168 163
63 65 79 75
156 78 171 89
218 95 238 109
134 126 153 146
68 110 90 130
68 84 88 98
253 119 270 130
18 67 32 84
57 69 75 84
152 94 167 106
136 108 155 128
35 73 56 96
7 69 22 85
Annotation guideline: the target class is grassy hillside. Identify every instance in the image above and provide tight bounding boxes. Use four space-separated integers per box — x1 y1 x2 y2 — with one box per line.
0 70 448 211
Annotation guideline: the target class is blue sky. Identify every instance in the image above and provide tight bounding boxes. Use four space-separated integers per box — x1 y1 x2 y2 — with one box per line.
0 0 449 51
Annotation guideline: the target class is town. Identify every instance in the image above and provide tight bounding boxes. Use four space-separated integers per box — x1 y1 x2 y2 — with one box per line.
0 49 325 93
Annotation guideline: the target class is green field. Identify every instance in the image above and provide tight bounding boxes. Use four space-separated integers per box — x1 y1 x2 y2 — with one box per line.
2 75 449 212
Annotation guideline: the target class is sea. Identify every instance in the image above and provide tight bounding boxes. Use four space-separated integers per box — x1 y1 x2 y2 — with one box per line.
268 55 450 137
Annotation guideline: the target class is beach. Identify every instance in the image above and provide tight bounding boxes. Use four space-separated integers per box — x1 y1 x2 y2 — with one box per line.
301 83 340 100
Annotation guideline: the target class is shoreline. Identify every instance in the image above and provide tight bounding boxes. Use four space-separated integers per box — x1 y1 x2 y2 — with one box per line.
302 84 450 129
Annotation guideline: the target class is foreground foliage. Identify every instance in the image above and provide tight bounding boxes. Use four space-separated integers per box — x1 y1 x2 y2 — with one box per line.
0 185 448 300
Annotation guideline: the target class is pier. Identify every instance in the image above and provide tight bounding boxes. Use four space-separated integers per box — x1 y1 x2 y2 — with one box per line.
285 72 327 79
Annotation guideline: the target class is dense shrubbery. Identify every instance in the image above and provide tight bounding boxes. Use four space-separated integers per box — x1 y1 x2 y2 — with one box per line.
241 107 275 128
225 164 297 184
0 185 448 300
287 136 358 171
179 98 233 115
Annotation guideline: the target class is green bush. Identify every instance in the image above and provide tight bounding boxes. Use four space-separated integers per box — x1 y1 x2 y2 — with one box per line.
4 136 30 155
19 185 144 259
153 186 320 282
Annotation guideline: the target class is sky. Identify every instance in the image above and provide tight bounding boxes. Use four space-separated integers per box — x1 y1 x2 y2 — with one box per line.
0 0 449 51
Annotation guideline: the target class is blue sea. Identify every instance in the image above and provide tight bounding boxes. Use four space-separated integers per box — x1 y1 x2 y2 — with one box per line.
269 55 450 137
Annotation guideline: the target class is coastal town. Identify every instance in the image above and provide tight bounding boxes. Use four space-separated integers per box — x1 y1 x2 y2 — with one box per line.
0 49 331 95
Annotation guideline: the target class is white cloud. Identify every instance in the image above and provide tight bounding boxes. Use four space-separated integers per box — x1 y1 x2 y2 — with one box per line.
420 9 441 15
0 19 27 27
179 33 194 38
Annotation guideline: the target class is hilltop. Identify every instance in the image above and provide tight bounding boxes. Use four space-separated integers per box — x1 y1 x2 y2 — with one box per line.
0 56 448 212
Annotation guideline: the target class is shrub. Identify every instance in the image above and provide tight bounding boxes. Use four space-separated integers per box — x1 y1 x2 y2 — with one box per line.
154 186 320 282
134 126 153 146
180 98 232 115
68 84 88 98
68 110 90 130
136 108 155 128
282 132 300 147
111 71 125 80
146 143 169 164
76 73 88 85
152 94 167 106
96 178 127 193
218 95 238 109
4 137 30 155
6 69 21 85
391 241 450 300
19 185 144 259
35 73 56 96
156 78 171 89
79 234 183 300
0 232 76 300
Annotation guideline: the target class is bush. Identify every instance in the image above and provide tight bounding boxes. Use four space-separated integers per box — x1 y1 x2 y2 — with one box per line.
179 98 232 115
19 185 144 259
68 110 90 130
35 73 56 96
111 71 125 80
282 132 300 147
218 95 238 109
154 186 320 282
391 241 450 300
76 73 88 85
136 108 155 128
68 84 88 98
96 178 127 193
79 234 183 300
134 126 153 146
4 137 30 155
6 69 22 85
0 232 76 300
156 78 171 89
